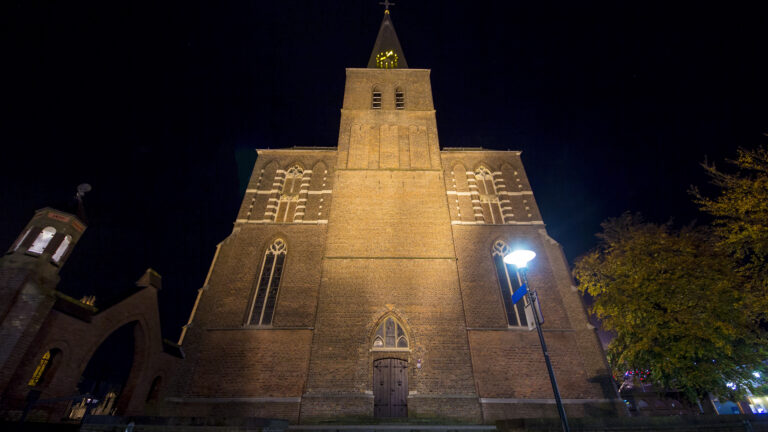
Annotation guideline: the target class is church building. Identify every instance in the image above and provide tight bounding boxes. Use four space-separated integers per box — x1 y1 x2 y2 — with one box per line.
164 8 622 423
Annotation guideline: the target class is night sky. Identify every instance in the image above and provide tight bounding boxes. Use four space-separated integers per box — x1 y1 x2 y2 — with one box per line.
2 1 767 340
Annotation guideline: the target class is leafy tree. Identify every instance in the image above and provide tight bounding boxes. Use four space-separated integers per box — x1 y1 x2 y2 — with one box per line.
573 213 766 401
692 146 768 320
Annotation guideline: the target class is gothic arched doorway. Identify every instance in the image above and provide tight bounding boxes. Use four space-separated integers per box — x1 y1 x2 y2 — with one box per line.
373 358 408 418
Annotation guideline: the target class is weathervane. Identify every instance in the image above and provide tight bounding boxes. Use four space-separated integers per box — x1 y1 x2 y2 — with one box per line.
76 183 91 202
379 0 395 12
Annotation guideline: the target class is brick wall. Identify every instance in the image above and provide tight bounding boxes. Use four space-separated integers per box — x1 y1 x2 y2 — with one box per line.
0 280 180 422
166 66 620 424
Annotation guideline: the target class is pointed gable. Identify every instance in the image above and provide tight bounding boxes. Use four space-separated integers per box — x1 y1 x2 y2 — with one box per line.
367 12 408 69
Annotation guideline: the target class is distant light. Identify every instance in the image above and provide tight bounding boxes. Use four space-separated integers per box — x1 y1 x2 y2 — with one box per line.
754 372 761 379
504 249 536 268
727 382 737 390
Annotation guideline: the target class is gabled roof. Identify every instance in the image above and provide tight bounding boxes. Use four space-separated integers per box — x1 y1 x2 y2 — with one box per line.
367 11 408 69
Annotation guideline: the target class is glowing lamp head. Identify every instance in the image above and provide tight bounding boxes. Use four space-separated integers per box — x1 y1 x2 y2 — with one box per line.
504 249 536 268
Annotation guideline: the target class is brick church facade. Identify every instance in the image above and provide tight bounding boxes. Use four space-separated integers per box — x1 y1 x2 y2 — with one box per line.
163 9 623 424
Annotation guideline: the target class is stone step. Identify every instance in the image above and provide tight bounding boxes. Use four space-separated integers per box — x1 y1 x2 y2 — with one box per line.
288 425 497 432
79 416 497 432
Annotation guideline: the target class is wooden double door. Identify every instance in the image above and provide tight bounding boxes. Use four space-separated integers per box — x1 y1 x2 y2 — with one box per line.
373 358 408 418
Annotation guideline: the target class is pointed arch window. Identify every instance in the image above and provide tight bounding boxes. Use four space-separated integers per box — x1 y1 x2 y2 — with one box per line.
475 168 504 224
28 349 60 387
395 87 405 110
372 316 409 349
146 376 162 403
492 241 531 328
475 168 496 195
372 87 382 109
247 239 287 326
28 227 56 255
275 166 303 222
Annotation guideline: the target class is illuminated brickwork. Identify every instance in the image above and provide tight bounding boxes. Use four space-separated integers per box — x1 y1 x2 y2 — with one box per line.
165 62 623 423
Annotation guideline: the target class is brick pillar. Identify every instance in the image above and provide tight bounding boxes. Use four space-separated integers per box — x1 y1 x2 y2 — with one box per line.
0 272 57 392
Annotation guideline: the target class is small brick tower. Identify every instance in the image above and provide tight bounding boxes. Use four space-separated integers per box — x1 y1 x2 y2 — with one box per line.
0 197 87 392
166 8 622 423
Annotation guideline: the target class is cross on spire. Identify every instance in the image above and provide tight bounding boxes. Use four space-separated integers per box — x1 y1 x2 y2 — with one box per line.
368 1 407 68
379 0 395 12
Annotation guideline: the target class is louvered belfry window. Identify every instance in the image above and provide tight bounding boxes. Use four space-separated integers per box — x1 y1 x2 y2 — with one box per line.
248 239 287 325
372 87 382 109
395 88 405 109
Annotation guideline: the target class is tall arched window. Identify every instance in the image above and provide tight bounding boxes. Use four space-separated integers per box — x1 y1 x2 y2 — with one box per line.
475 168 503 224
247 239 287 326
372 316 409 349
28 349 60 387
11 228 32 252
492 241 529 327
28 226 56 254
275 166 303 222
51 235 72 264
372 87 382 109
146 376 162 403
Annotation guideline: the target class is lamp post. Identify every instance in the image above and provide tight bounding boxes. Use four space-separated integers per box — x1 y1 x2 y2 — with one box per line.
504 249 570 432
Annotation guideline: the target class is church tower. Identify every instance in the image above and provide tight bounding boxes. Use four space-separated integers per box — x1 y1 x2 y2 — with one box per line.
302 5 477 420
167 8 622 423
0 201 87 392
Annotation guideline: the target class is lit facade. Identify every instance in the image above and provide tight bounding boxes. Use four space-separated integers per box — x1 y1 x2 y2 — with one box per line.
165 10 622 423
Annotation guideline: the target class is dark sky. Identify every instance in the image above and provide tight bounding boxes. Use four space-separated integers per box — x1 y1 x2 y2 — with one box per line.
2 1 767 340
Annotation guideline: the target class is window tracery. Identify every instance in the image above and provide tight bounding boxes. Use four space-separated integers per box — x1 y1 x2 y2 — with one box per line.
372 316 408 349
474 167 504 224
275 166 304 222
247 239 287 326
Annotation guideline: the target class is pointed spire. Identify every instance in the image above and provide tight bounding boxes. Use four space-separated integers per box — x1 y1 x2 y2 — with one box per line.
367 8 408 69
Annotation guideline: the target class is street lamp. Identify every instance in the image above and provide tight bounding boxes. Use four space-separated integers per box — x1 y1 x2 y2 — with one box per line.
504 249 570 432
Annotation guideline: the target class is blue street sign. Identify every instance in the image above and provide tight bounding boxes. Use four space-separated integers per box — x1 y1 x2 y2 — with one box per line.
511 283 527 304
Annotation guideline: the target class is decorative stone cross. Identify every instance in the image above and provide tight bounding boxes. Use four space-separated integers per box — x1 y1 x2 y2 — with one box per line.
379 0 395 11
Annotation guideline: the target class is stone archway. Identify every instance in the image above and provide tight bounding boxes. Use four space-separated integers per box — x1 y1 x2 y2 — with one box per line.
67 320 148 419
0 271 181 422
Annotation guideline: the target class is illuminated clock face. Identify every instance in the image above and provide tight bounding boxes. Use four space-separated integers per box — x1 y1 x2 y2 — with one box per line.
376 50 398 69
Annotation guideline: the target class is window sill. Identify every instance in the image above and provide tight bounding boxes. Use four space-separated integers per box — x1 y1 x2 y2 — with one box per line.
465 326 535 332
370 347 411 352
206 326 314 331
